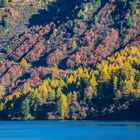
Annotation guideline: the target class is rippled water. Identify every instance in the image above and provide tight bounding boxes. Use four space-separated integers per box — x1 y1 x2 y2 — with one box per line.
0 121 140 140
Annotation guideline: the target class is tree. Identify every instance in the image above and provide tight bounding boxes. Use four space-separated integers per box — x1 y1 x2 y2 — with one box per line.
122 80 133 95
136 81 140 97
0 0 8 7
72 39 77 50
113 76 118 92
52 64 58 78
129 2 137 11
100 68 111 83
75 53 81 64
57 93 68 119
120 21 124 34
66 20 74 31
93 15 97 24
126 18 132 28
48 89 56 101
3 17 9 29
84 75 97 100
77 9 85 19
84 86 95 100
0 101 4 111
115 90 123 100
0 84 4 99
53 28 58 34
20 58 28 66
20 98 30 120
23 82 32 94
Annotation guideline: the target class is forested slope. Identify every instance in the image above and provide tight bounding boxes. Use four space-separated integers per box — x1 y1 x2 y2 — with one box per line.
0 0 139 120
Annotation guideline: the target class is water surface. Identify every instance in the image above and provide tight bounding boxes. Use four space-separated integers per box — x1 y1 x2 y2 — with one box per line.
0 121 140 140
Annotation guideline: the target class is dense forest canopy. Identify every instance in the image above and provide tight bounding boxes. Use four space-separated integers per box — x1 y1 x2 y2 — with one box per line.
0 0 139 120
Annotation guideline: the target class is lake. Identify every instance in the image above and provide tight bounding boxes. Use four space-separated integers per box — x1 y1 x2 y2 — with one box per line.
0 121 140 140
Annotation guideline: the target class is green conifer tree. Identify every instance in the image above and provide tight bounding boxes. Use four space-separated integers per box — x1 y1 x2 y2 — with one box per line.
20 98 30 120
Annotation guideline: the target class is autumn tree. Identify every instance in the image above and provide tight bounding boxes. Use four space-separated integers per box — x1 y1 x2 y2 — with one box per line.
20 58 28 66
0 101 4 112
57 93 68 119
113 76 118 92
48 89 56 101
23 82 32 94
136 81 140 97
52 64 59 78
122 80 133 95
72 39 77 50
0 84 4 99
84 75 97 100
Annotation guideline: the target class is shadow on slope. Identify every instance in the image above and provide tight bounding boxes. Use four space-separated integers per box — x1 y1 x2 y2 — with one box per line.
28 0 84 27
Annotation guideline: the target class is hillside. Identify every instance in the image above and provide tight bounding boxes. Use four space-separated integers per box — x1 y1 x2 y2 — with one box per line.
0 0 140 120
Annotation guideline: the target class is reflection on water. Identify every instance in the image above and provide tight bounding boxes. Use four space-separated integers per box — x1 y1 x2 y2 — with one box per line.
0 121 140 140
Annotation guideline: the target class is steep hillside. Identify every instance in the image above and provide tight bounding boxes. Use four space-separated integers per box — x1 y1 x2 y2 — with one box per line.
0 0 140 120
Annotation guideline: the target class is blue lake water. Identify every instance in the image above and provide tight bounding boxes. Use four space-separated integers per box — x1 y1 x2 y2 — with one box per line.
0 121 140 140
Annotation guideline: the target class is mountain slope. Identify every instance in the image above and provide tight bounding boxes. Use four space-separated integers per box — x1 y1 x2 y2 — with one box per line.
0 0 140 120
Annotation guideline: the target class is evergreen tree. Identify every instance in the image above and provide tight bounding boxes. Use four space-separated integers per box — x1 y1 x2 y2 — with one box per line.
93 15 97 24
0 0 8 8
20 98 30 120
3 17 9 29
126 18 132 28
129 2 137 11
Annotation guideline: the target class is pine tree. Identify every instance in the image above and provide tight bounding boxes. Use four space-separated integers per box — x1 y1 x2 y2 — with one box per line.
129 2 137 11
20 98 30 120
93 15 97 24
126 18 132 28
3 17 9 29
1 0 8 8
